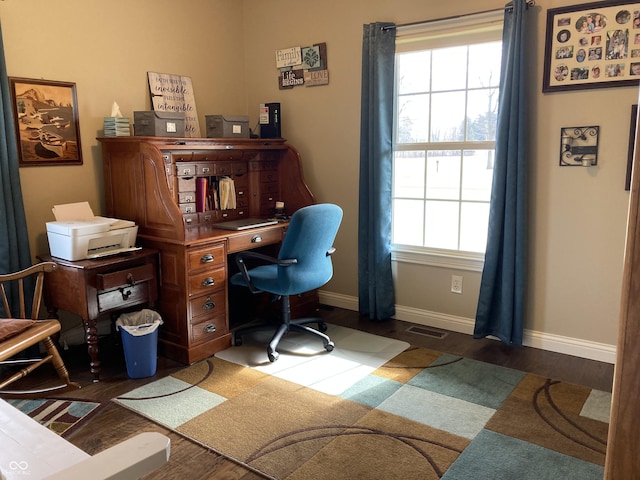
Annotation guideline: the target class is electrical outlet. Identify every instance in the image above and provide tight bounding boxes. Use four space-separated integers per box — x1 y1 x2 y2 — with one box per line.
451 275 463 294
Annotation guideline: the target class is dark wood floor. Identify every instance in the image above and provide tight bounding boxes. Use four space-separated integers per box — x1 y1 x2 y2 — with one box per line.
5 306 615 479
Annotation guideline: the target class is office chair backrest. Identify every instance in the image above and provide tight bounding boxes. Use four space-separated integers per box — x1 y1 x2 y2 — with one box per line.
277 203 343 294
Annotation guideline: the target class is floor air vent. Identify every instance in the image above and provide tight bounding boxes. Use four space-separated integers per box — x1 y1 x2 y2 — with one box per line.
406 325 449 339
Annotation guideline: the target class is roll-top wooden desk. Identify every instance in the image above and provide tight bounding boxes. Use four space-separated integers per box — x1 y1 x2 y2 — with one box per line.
98 137 316 364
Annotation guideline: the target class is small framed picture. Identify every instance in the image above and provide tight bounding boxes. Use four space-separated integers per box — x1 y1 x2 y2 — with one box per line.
543 0 640 93
9 77 83 166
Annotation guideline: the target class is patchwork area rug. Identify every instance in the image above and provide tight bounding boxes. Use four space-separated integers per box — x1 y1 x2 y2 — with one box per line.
216 324 410 395
113 327 610 480
8 398 105 438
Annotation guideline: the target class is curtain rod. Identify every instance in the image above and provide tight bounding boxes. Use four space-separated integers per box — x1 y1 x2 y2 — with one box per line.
381 1 535 31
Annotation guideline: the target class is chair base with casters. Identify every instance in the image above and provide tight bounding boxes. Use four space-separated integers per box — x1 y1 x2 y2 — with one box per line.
232 294 334 362
230 203 343 363
0 262 80 398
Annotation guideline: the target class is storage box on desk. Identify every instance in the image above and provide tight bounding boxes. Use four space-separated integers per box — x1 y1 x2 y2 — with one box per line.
134 111 185 137
205 115 249 138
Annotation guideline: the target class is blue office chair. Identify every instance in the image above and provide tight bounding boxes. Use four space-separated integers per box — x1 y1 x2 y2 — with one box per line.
230 203 343 362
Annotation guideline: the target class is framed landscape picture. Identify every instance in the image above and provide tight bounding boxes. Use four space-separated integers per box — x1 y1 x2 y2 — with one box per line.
9 77 83 166
543 0 640 92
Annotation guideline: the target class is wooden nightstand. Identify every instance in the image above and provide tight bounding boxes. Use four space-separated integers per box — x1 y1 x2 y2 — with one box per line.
38 248 159 381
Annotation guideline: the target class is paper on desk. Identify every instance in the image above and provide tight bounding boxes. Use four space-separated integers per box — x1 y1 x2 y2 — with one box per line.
52 201 95 221
218 177 236 210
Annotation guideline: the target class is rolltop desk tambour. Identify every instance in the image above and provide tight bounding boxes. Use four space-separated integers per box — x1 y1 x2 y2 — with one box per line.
98 136 316 364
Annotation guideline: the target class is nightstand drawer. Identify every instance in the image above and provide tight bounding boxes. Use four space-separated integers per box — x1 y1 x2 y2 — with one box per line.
96 263 155 291
97 282 154 312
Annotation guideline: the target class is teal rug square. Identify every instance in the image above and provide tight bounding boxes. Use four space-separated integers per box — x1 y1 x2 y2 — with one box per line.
409 354 526 409
442 429 604 480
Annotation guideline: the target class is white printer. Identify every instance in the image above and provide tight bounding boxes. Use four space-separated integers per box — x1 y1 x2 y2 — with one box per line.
46 201 140 261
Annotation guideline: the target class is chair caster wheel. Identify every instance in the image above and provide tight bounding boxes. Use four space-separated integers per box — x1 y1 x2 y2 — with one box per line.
318 322 328 333
325 341 335 352
268 350 279 362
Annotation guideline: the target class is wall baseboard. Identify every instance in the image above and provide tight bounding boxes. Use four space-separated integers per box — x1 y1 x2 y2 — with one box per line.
318 290 617 364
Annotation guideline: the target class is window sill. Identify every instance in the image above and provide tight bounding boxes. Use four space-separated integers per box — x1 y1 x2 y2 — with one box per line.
391 245 484 272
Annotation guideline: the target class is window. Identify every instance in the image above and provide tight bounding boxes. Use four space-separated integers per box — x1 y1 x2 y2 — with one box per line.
391 14 503 266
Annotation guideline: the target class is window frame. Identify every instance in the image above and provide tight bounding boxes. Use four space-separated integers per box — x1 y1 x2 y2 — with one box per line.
391 13 503 270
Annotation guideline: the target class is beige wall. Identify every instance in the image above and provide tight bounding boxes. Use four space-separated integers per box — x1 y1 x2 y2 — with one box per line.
241 0 635 355
0 0 633 356
0 0 247 256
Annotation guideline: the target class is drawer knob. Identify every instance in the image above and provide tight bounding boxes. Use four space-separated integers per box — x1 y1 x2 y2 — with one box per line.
204 323 216 334
202 277 215 287
251 235 262 243
200 253 214 263
203 299 216 310
119 287 132 300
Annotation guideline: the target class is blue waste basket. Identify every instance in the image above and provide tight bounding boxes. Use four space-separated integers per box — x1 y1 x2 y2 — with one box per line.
116 309 163 379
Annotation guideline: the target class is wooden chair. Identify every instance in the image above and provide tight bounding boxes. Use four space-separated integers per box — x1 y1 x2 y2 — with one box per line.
0 262 80 397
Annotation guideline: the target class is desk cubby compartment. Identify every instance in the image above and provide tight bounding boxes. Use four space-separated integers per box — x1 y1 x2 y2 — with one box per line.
193 150 243 162
177 176 196 192
176 163 197 176
178 192 196 204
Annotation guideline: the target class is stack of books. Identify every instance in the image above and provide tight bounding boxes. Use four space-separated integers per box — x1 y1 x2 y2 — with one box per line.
103 117 131 136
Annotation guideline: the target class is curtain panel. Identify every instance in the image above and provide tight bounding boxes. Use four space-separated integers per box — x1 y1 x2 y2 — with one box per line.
358 23 396 321
474 0 530 345
0 21 34 314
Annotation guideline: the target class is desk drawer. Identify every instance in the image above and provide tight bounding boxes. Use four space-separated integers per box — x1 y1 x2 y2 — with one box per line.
187 243 225 271
188 266 226 296
227 227 283 253
96 264 155 291
189 290 226 321
190 313 228 345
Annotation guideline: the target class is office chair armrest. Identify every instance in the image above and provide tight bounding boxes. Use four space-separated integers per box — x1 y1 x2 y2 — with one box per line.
235 251 297 294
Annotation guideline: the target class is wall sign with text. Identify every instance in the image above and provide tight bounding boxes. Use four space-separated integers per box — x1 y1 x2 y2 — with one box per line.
543 0 640 92
275 42 329 90
147 72 201 137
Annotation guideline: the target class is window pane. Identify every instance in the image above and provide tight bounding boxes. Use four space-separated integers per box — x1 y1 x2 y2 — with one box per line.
392 28 501 255
397 94 429 143
394 151 425 198
460 202 489 252
425 200 459 249
397 51 431 94
431 46 467 91
426 151 461 200
461 150 494 201
466 88 499 141
430 91 465 142
393 199 425 245
468 42 502 88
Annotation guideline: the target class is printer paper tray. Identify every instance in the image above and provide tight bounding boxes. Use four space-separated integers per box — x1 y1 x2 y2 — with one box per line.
86 246 142 259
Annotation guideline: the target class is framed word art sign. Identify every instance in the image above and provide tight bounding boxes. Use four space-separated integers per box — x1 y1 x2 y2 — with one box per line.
543 0 640 92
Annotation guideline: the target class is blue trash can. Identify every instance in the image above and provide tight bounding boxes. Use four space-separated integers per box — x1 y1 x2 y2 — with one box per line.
116 309 163 379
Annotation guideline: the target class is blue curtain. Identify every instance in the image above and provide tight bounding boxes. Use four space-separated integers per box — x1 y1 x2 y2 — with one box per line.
474 0 529 345
0 21 33 311
358 22 396 321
